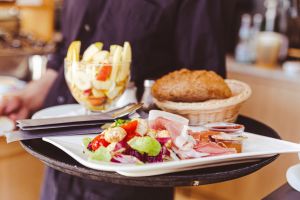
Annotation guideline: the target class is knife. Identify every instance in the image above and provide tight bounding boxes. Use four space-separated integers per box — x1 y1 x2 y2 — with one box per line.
16 103 142 130
5 125 102 143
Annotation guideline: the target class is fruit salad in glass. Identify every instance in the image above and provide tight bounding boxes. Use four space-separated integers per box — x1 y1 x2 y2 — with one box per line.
64 41 132 111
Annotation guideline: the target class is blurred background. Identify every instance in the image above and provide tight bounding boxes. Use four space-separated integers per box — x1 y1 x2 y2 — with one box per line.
0 0 300 199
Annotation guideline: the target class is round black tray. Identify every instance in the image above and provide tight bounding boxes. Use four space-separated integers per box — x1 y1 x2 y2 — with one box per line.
21 115 280 187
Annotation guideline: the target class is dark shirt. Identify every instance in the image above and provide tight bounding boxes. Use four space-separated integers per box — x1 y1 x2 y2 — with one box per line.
42 1 237 199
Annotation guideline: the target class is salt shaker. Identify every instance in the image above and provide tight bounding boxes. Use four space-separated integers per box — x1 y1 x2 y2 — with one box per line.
141 80 155 111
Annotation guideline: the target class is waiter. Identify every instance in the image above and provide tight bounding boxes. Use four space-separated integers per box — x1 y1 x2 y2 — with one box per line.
0 0 236 199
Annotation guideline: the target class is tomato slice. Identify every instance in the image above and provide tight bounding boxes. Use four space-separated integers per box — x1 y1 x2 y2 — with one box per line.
96 65 112 81
89 134 110 151
120 120 139 142
124 132 140 142
121 120 138 134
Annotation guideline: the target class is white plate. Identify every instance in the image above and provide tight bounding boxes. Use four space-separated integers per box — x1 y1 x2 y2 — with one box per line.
34 105 300 177
42 133 300 177
32 104 85 119
286 163 300 192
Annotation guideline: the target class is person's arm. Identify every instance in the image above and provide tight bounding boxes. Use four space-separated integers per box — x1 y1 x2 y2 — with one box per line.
20 69 58 112
0 0 70 121
0 69 57 121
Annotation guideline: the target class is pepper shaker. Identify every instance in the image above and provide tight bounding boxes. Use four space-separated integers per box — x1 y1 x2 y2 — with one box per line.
140 80 155 111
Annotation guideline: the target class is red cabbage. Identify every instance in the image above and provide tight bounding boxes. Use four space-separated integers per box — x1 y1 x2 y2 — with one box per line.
124 147 144 161
111 154 143 164
114 141 127 152
156 137 171 145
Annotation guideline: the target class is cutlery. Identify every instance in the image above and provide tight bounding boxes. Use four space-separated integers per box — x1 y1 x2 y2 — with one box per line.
4 103 143 143
16 103 143 130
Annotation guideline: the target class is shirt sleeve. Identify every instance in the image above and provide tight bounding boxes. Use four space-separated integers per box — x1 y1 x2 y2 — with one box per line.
46 1 69 72
46 40 67 72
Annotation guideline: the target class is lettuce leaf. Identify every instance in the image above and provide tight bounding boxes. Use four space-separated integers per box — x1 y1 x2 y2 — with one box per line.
128 136 161 156
83 137 92 149
90 146 112 161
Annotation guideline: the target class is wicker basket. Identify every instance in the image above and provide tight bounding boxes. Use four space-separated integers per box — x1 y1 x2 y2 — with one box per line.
153 79 252 125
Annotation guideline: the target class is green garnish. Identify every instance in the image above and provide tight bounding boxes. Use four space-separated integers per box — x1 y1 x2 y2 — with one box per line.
112 119 130 127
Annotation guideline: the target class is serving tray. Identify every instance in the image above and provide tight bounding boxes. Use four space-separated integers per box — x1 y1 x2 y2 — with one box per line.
19 104 288 186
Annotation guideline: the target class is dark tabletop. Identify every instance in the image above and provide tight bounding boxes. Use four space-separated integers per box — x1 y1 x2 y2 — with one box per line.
20 115 280 187
263 183 300 200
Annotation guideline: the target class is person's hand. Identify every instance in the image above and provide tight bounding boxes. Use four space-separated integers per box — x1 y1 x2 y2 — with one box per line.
0 94 30 121
0 69 58 121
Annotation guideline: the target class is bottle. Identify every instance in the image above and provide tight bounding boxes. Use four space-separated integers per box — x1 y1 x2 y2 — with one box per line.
140 80 155 111
264 0 278 32
250 13 263 61
235 14 252 63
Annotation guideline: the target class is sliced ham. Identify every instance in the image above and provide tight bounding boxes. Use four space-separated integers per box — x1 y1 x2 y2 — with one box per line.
149 117 184 138
194 142 236 156
172 147 208 159
148 110 189 125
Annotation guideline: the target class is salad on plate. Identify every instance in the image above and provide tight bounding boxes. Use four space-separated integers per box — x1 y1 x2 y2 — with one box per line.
83 110 247 164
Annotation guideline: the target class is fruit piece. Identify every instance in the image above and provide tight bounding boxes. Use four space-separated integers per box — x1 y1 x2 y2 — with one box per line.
66 41 81 62
105 85 122 99
93 50 110 63
74 71 92 91
122 41 132 62
65 69 73 83
91 88 105 98
88 96 106 106
128 136 162 156
110 46 122 81
90 134 110 151
96 65 112 81
83 89 92 96
110 45 121 56
118 42 131 82
82 42 103 62
92 79 112 90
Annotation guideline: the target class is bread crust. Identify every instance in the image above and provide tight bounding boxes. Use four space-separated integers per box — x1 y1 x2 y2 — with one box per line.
152 69 232 102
